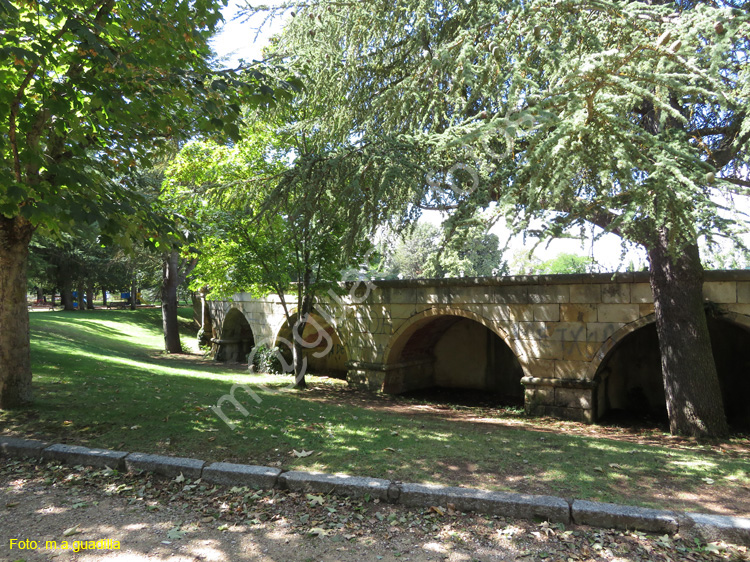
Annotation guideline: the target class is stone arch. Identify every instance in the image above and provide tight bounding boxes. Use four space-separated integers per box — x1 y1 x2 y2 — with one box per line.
215 307 255 363
382 307 525 403
273 310 349 378
384 307 519 365
590 310 750 429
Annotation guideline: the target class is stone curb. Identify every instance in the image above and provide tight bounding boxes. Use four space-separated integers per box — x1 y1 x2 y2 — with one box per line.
679 513 750 546
572 499 678 533
202 462 280 489
399 483 570 524
279 470 393 502
0 437 48 458
124 452 204 479
1 436 748 546
41 443 127 469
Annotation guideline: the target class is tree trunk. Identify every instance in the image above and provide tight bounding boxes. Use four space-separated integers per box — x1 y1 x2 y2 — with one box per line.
77 282 85 311
36 286 43 301
161 251 183 353
101 288 107 307
0 215 35 408
86 284 94 309
648 230 729 438
292 322 308 389
130 277 137 310
60 277 74 311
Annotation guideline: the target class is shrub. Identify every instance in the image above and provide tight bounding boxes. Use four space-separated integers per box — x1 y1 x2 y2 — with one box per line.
249 344 283 374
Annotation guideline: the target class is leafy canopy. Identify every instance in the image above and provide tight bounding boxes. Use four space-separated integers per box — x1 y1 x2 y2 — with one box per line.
0 0 295 244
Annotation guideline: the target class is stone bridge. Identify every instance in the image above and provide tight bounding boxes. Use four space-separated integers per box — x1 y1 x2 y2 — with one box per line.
204 271 750 428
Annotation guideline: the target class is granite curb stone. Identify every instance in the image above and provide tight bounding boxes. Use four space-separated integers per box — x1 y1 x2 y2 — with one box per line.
124 452 204 479
41 443 127 469
681 513 750 547
572 499 678 533
279 470 392 501
399 482 571 524
0 437 48 458
2 440 750 545
202 462 281 489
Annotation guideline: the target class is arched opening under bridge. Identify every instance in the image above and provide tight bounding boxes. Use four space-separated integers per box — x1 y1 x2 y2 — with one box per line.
214 308 255 363
384 313 524 407
275 313 349 378
594 315 750 431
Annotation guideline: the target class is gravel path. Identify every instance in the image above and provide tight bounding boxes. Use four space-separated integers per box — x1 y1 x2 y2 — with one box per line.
1 459 746 562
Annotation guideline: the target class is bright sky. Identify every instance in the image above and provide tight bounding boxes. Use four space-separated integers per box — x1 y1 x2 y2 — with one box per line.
210 1 650 272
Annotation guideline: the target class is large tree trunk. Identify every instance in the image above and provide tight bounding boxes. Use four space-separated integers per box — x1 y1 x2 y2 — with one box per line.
77 282 85 311
60 277 74 311
101 288 107 307
648 230 728 438
0 216 35 408
161 251 183 353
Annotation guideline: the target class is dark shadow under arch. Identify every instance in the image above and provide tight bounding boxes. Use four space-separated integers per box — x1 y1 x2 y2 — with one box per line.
385 314 524 406
275 313 349 378
594 315 750 430
215 308 255 363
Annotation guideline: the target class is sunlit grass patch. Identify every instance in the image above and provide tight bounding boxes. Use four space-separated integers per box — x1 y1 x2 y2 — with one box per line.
0 307 747 516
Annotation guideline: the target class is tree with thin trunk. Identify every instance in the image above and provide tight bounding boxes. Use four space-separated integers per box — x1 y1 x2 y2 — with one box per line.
260 0 748 436
164 120 374 387
161 250 198 354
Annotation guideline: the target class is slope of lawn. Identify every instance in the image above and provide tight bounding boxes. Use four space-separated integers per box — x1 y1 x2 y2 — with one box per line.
1 308 748 516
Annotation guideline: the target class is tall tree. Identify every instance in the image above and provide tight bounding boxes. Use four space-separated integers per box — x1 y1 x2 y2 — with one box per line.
0 0 287 408
261 0 749 436
165 117 374 387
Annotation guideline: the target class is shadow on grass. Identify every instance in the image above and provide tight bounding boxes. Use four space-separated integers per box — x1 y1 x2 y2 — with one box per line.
3 308 748 517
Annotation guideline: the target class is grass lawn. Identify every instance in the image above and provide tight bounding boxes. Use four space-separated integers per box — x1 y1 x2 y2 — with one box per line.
2 308 748 517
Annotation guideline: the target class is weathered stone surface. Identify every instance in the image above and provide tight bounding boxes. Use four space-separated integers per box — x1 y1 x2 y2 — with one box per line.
547 322 587 342
555 388 592 409
0 437 48 458
682 513 750 546
639 303 655 317
125 452 204 479
279 471 391 501
586 322 624 343
532 304 560 322
597 304 640 323
528 285 570 304
560 303 598 323
555 360 588 378
601 284 631 304
631 283 653 303
562 341 600 362
389 304 416 320
42 444 127 469
523 358 557 378
572 500 677 533
399 483 570 523
516 339 564 360
202 463 281 489
703 281 737 303
493 285 529 304
738 282 750 304
570 284 601 304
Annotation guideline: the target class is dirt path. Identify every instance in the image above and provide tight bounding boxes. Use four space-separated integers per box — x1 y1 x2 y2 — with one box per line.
1 459 747 562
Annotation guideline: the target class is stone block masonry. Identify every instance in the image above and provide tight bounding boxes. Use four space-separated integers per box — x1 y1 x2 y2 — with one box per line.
208 270 750 425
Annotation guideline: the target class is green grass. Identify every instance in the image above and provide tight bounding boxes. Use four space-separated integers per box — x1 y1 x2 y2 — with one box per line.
2 308 748 516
